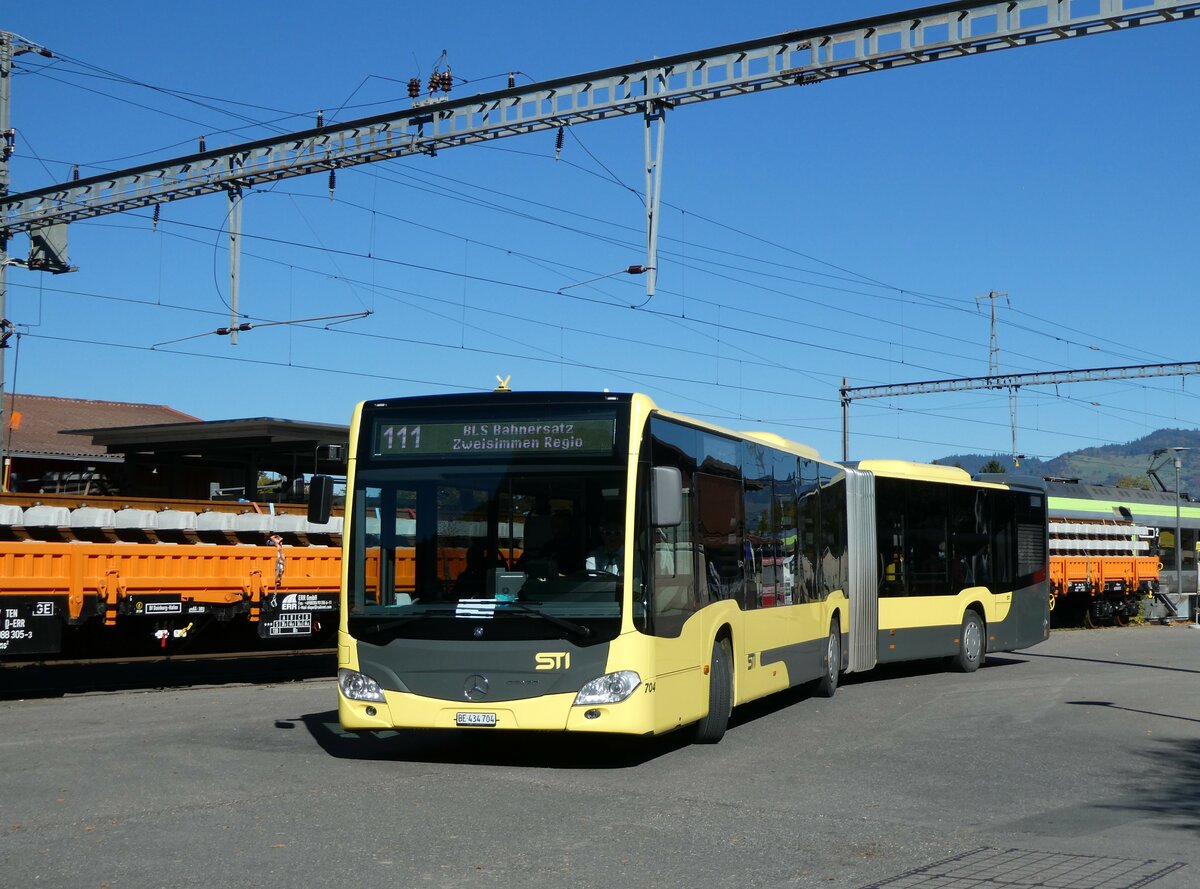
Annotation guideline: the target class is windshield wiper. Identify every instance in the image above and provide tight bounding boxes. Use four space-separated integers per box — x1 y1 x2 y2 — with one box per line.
357 601 592 639
498 600 593 638
354 607 449 637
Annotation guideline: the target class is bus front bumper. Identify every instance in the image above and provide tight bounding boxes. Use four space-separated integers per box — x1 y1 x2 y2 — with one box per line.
338 686 655 735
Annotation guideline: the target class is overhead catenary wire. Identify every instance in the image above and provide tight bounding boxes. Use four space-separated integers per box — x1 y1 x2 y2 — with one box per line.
4 28 1193 461
15 265 1190 447
150 310 373 349
54 182 1200 441
65 206 1200 436
60 199 1059 389
121 203 1188 392
19 328 1097 461
8 62 1173 379
10 49 1173 376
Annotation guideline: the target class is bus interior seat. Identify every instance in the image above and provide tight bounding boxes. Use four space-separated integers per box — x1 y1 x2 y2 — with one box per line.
521 515 554 558
654 540 697 615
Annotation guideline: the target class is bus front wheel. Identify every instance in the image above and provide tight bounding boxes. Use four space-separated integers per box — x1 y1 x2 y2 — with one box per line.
951 610 986 673
693 637 733 744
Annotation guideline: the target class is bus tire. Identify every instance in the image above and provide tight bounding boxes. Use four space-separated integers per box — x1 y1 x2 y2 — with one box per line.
813 618 841 698
951 609 986 673
693 637 733 744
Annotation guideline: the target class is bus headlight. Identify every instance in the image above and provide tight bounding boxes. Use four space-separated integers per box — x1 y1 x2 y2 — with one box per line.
339 668 386 703
573 671 641 705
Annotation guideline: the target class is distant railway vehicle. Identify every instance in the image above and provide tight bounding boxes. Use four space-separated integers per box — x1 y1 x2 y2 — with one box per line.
1042 479 1199 625
1047 518 1158 626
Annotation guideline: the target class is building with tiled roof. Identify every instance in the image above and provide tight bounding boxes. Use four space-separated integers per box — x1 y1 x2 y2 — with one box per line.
2 393 198 494
1 393 348 500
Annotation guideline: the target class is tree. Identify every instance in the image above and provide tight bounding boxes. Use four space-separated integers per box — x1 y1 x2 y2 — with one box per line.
980 459 1006 474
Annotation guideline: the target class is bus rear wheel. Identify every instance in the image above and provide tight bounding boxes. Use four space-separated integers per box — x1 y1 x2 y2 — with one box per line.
812 619 841 698
951 610 985 673
693 637 733 744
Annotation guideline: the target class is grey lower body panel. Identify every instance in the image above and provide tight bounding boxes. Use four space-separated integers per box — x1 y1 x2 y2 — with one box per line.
875 595 1047 665
876 625 959 664
759 634 841 687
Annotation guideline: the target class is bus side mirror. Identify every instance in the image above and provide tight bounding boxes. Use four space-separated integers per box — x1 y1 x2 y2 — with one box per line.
308 475 334 524
652 466 683 527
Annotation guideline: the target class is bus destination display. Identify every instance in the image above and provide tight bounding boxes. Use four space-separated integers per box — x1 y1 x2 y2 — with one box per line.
373 418 615 458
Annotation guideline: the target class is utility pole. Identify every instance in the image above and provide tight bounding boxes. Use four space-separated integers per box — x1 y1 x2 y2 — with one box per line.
1149 446 1190 614
0 32 53 490
1 32 13 490
975 290 1009 377
975 290 1021 462
1175 451 1184 604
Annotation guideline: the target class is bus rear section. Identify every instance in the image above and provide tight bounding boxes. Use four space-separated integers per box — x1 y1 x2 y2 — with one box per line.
861 462 1050 671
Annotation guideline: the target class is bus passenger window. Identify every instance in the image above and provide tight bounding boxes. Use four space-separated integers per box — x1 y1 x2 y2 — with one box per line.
798 459 820 603
818 467 847 597
695 471 745 606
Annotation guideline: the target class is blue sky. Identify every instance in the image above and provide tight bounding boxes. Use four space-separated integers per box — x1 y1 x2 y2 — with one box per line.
2 1 1198 467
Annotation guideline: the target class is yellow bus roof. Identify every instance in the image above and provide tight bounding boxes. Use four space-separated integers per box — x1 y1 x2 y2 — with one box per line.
857 459 1006 487
644 399 823 461
738 430 821 460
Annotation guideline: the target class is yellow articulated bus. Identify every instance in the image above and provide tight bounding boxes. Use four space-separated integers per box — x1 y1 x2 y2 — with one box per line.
314 391 1049 744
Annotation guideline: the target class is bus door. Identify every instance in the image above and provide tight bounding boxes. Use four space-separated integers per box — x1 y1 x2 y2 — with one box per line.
644 419 712 727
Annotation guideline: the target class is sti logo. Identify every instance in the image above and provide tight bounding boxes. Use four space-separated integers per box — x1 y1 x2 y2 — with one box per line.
534 651 570 670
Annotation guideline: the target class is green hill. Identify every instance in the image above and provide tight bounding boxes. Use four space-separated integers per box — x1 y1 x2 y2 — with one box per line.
936 428 1200 494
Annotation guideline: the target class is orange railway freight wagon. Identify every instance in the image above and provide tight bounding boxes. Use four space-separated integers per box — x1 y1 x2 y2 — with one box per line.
0 493 347 658
1048 519 1159 626
1 493 527 658
0 540 345 657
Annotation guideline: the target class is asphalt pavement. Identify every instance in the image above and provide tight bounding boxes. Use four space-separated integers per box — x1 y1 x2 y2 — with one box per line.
1 624 1197 889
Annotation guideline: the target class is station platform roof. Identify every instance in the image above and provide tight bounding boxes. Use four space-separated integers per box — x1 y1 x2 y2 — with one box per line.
70 416 350 478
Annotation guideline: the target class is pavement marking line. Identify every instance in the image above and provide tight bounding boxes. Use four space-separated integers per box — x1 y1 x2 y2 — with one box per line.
857 847 1186 889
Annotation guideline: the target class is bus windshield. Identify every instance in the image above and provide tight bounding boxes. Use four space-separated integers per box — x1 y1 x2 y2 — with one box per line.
347 463 632 643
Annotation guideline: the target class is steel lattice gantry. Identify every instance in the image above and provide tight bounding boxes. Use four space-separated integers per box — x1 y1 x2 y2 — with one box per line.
3 0 1199 242
0 0 1198 473
839 362 1200 460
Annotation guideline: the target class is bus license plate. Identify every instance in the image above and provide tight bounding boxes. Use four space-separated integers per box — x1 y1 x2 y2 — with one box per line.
456 712 497 727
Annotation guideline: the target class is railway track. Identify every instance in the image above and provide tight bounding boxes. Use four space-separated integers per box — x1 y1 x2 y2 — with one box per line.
0 647 336 699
